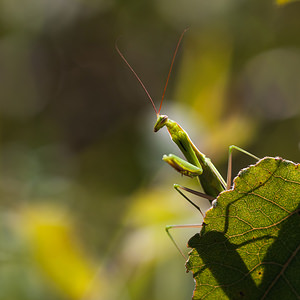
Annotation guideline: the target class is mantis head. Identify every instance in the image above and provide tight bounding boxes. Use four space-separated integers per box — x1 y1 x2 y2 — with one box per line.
154 114 168 132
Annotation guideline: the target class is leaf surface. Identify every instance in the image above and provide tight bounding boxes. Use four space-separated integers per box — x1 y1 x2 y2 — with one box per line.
186 157 300 300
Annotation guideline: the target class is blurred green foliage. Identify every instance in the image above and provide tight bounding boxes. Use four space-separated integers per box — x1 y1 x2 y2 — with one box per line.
0 0 299 299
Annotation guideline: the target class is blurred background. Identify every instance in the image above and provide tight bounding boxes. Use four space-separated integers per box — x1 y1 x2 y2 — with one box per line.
0 0 299 299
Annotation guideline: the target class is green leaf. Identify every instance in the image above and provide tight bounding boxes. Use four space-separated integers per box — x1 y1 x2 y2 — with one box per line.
186 157 300 300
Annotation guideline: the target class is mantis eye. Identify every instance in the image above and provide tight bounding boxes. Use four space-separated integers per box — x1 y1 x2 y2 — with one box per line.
154 115 168 132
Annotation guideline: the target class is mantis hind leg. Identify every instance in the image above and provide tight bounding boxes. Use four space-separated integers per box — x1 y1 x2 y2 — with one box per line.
166 224 202 259
227 145 260 190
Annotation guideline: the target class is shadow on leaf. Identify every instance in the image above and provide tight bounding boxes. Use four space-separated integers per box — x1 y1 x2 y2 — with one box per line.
187 231 272 299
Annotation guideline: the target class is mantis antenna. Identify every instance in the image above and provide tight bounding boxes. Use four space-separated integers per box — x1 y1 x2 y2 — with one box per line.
158 27 189 115
115 41 158 115
116 28 189 117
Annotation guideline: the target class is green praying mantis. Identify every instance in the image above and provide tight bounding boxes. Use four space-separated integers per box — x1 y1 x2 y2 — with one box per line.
116 30 260 258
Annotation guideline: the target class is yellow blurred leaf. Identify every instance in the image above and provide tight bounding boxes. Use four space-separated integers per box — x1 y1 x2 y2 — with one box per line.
22 205 99 300
174 31 257 159
175 32 232 127
276 0 299 5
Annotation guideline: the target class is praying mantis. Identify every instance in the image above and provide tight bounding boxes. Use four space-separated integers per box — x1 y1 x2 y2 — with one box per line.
116 30 260 258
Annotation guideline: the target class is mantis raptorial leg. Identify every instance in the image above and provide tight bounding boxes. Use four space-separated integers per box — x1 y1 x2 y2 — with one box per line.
170 145 260 211
117 30 260 258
